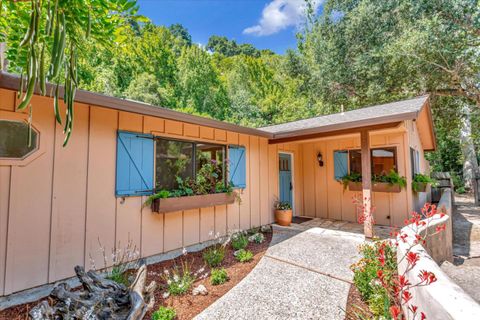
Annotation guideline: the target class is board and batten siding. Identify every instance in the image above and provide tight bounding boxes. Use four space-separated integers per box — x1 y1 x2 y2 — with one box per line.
0 89 274 296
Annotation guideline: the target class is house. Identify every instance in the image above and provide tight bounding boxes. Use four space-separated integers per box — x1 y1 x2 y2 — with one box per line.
0 72 435 296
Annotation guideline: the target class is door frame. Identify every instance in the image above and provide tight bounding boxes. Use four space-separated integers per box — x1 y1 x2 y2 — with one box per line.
278 151 295 216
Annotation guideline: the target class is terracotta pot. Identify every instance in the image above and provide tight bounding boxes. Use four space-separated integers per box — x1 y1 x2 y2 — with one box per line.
275 209 293 226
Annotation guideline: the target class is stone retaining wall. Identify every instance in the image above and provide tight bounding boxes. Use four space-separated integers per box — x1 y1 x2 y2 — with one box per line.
397 188 480 319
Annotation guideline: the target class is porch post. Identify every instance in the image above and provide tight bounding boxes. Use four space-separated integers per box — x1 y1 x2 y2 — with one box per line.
361 130 374 238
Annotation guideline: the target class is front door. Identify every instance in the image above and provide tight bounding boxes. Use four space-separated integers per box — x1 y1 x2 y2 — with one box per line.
279 153 293 209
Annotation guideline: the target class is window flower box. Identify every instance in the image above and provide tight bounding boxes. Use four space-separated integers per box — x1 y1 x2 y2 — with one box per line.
348 181 401 193
413 182 428 193
151 192 237 213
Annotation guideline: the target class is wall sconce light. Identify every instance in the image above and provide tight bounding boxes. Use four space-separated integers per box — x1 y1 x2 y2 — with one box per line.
317 152 324 167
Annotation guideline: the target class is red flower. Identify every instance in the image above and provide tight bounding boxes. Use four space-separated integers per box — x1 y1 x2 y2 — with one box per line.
406 252 420 267
402 290 413 303
408 305 418 314
398 275 411 288
377 270 383 279
421 312 427 320
390 305 401 319
436 224 446 232
418 270 437 285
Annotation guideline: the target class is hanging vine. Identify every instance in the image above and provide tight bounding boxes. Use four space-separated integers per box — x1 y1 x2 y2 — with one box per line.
2 0 140 146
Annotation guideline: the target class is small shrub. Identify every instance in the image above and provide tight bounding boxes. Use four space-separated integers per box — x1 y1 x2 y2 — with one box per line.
367 285 391 318
231 233 248 250
248 232 265 244
235 249 253 263
151 306 176 320
456 186 466 194
210 268 229 285
203 245 225 267
162 261 195 295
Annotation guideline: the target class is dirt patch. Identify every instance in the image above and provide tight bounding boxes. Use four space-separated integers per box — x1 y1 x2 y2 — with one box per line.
0 231 272 320
344 285 373 320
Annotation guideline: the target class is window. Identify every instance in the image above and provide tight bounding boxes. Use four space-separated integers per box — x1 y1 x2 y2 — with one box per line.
333 147 398 180
410 147 420 178
371 148 397 175
349 150 362 174
155 138 226 191
0 120 38 159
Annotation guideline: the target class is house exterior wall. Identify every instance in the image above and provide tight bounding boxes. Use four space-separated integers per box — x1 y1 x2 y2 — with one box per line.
0 89 274 296
295 128 426 227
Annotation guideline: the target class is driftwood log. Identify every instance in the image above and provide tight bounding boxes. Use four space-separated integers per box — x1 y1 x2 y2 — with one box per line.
29 263 156 320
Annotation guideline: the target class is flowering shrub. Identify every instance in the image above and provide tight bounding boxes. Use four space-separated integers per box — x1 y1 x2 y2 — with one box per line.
352 202 446 319
231 232 249 250
248 232 265 244
203 244 225 267
162 260 196 295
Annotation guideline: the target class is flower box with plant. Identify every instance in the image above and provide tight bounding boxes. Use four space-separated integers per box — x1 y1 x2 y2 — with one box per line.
412 173 437 192
274 201 293 226
342 170 406 193
146 159 239 213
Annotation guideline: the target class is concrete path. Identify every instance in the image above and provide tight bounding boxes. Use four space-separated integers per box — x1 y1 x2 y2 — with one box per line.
441 195 480 303
195 227 365 320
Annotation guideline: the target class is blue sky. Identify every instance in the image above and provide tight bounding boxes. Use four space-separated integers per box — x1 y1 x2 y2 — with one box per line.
137 0 323 54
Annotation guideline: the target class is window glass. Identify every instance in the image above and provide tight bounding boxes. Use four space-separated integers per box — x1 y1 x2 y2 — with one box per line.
0 120 37 158
349 150 362 174
196 143 225 180
371 148 397 175
155 138 194 191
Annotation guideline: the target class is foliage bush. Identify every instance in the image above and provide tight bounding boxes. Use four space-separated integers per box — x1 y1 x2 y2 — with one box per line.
162 261 196 295
151 306 176 320
248 232 265 244
210 268 229 285
412 173 437 192
203 245 225 267
231 233 249 250
235 249 253 263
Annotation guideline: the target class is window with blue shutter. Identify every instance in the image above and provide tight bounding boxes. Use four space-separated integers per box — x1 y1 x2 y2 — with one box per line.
228 145 246 188
116 131 154 197
334 150 348 180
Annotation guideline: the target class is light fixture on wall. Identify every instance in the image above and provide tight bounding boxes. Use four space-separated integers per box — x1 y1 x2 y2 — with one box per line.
317 152 324 167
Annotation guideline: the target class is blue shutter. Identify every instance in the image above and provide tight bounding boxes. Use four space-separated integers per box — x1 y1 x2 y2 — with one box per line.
334 150 348 180
228 146 246 188
116 131 154 197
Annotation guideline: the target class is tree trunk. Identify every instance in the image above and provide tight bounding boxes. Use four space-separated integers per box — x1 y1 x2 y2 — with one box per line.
460 102 478 191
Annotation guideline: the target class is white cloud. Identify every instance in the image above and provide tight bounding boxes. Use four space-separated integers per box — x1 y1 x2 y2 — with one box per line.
243 0 322 36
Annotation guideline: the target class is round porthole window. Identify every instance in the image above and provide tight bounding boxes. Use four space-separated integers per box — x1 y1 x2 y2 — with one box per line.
0 120 39 159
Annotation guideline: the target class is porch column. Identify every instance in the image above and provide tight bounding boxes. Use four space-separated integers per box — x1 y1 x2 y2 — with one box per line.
361 129 374 238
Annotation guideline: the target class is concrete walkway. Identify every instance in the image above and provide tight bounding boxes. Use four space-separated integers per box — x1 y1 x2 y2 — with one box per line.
441 194 480 303
195 227 365 320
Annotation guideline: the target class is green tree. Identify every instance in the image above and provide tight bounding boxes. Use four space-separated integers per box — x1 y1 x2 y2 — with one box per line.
169 23 192 46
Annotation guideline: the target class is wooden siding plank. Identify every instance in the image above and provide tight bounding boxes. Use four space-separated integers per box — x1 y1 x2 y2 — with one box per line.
259 138 269 225
85 107 118 269
215 129 227 142
140 204 164 258
165 120 183 135
267 144 278 224
0 166 11 295
49 103 89 282
238 134 250 229
5 95 55 294
302 143 316 217
143 116 164 134
249 136 260 227
200 207 215 242
0 89 15 111
164 212 183 252
119 112 143 133
314 142 328 218
214 205 227 237
200 127 214 140
184 123 200 138
326 141 342 220
183 209 200 246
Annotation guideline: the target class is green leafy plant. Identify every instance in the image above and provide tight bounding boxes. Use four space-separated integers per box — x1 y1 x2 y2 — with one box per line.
106 266 130 286
274 201 292 210
203 245 225 267
372 170 407 189
144 189 170 207
341 171 362 190
412 173 437 192
151 306 176 320
231 233 249 250
162 261 195 295
210 268 229 285
235 249 253 263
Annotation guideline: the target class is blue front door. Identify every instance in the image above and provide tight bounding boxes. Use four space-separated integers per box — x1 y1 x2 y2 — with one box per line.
279 153 293 207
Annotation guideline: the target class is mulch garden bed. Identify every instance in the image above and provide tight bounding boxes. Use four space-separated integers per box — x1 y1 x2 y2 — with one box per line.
0 230 272 320
345 284 374 320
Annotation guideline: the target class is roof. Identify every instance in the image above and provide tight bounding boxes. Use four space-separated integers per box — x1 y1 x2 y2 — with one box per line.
0 72 272 138
0 72 434 147
260 95 430 138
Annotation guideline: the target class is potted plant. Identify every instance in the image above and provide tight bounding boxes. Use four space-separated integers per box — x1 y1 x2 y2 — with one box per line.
412 173 437 192
274 201 293 226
